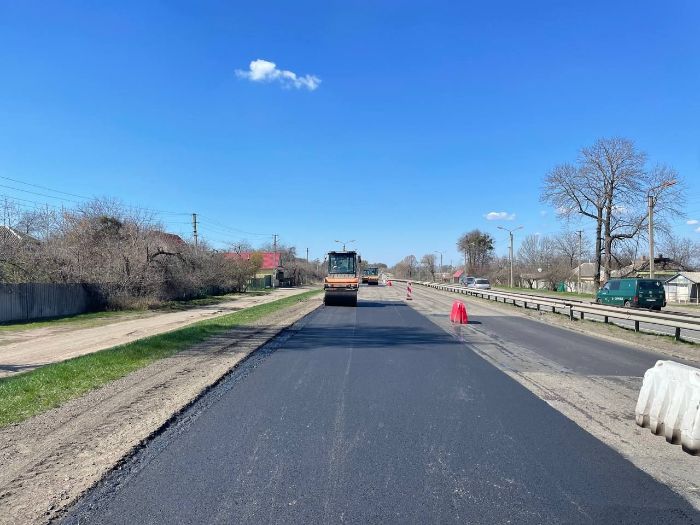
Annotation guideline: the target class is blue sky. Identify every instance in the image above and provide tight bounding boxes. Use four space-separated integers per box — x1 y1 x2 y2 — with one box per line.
1 1 699 265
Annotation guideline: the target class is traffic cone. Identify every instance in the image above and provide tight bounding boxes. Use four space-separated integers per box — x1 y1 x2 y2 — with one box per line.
406 281 413 300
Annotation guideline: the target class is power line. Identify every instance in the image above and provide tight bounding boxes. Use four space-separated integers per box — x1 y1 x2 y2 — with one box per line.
0 177 190 216
197 215 273 237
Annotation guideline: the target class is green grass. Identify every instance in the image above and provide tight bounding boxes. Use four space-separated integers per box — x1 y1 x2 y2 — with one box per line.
0 288 321 427
154 289 272 311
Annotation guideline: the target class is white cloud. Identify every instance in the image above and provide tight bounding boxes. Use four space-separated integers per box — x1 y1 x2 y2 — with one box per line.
484 211 515 221
696 226 700 233
687 219 699 225
235 59 321 91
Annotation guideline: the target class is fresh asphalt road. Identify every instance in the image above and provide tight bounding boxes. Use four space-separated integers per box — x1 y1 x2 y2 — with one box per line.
63 293 698 524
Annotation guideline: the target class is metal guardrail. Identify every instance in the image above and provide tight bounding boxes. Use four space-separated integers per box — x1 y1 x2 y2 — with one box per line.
390 279 700 341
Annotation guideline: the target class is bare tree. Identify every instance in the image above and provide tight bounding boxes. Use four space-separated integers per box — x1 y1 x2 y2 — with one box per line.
456 230 494 274
420 254 437 281
542 163 605 287
658 234 700 270
542 137 684 284
554 230 591 269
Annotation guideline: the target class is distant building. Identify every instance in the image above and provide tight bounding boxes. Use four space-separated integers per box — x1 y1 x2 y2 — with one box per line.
224 251 283 287
452 269 464 284
0 225 40 247
611 255 688 280
664 272 700 304
567 262 599 293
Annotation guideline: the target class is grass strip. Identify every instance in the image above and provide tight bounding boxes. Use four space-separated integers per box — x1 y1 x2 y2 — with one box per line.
0 289 321 427
0 290 275 332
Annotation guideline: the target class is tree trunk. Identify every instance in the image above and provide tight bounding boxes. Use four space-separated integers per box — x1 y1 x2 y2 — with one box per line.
594 209 603 287
603 202 613 282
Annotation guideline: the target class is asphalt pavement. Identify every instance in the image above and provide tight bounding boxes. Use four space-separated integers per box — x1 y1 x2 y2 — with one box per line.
62 290 699 524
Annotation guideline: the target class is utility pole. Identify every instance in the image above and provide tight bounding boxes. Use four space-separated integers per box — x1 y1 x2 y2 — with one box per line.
648 195 655 279
192 213 198 249
273 234 279 257
306 247 309 263
647 180 676 279
434 251 443 282
498 225 523 288
577 230 583 293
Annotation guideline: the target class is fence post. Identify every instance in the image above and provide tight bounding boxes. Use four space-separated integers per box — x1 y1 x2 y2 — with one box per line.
675 327 681 341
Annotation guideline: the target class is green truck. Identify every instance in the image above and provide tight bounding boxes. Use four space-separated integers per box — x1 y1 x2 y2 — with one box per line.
595 278 666 310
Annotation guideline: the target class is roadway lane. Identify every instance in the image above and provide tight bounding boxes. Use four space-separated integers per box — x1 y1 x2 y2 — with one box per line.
401 282 700 376
63 296 698 524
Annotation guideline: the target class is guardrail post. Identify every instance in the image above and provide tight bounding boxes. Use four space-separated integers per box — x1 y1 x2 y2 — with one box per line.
580 312 584 320
634 320 640 332
524 301 528 309
675 327 681 341
552 306 556 313
604 316 608 323
569 308 574 321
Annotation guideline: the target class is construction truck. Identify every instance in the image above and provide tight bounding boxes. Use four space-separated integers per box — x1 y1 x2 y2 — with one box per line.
324 251 359 306
362 267 380 285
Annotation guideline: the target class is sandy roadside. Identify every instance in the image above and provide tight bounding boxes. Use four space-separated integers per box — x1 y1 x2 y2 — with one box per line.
0 287 313 378
0 294 323 525
380 283 700 510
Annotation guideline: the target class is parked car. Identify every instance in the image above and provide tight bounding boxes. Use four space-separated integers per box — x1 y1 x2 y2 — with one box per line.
472 278 491 290
595 278 666 310
460 276 476 287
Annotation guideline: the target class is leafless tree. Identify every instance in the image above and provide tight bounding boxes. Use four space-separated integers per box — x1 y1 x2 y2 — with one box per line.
456 230 494 274
542 137 684 285
658 234 700 270
420 254 437 281
554 230 591 269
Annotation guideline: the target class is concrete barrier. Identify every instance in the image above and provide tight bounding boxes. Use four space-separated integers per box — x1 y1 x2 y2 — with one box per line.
635 360 700 453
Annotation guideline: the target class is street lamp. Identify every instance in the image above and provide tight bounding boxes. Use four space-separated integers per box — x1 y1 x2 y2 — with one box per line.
497 225 523 288
647 180 676 278
334 239 356 251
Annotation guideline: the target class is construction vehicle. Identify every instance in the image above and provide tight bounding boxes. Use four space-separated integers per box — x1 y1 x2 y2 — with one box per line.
362 267 380 285
324 251 359 306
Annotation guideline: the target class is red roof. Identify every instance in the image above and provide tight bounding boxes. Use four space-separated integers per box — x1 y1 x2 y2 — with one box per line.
224 251 281 269
453 269 464 278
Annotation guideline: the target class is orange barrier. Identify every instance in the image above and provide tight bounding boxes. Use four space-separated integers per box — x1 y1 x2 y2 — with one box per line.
406 282 413 300
450 301 468 324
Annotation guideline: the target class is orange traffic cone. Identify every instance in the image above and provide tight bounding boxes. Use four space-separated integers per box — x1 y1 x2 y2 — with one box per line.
406 281 413 300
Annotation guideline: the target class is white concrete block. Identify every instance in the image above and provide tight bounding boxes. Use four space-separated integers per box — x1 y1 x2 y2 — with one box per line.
636 360 700 453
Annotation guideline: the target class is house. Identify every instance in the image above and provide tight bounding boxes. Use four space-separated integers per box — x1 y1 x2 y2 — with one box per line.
152 231 186 250
452 269 464 284
611 255 688 280
0 225 40 247
663 272 700 304
224 251 283 287
567 262 599 293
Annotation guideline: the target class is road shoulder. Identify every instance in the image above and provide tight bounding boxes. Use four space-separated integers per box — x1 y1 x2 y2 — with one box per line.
0 294 322 525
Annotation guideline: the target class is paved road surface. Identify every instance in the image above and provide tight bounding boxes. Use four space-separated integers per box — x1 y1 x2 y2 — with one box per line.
63 287 698 524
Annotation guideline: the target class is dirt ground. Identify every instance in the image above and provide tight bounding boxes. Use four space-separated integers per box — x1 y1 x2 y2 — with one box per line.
0 294 322 525
0 287 312 378
383 282 700 510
